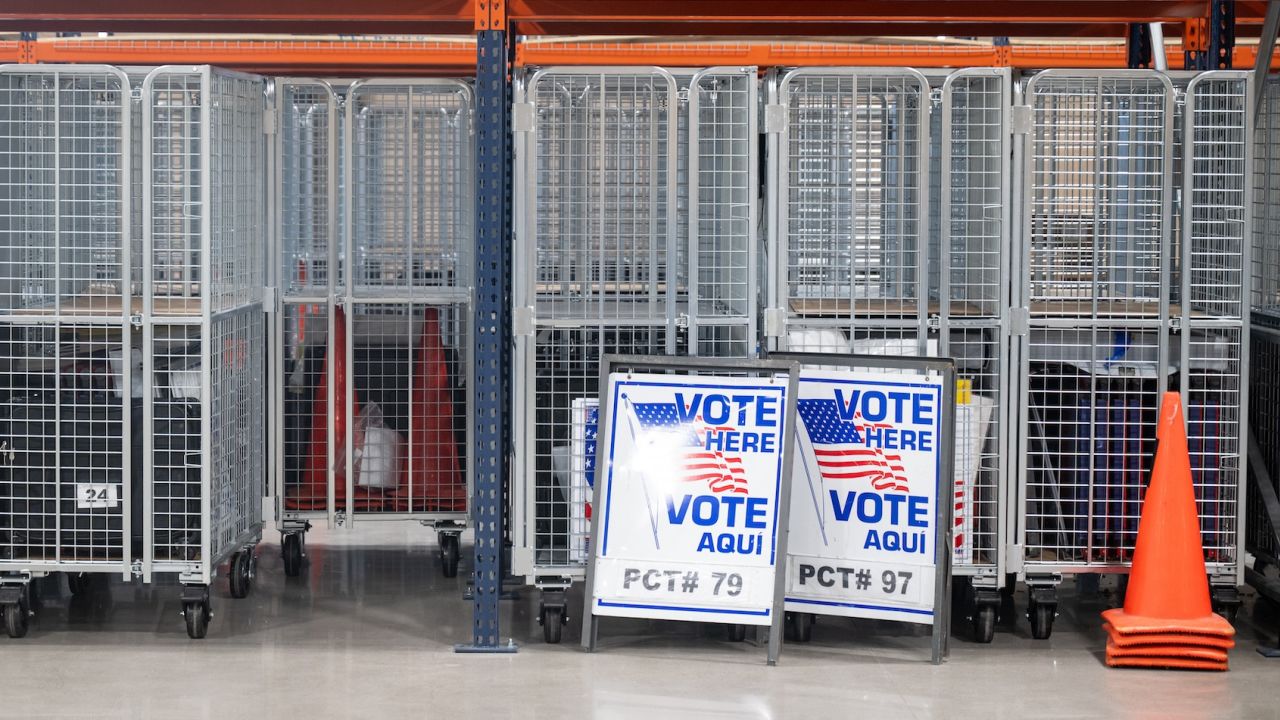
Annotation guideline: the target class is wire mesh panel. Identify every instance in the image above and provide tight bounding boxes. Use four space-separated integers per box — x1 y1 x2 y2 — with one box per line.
939 69 1010 579
1249 321 1280 565
1179 73 1249 579
0 66 136 574
1250 76 1280 568
1017 70 1192 573
769 67 929 351
143 66 266 583
276 79 473 526
511 67 757 585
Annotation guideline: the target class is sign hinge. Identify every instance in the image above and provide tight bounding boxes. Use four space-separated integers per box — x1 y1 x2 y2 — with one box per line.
512 102 535 133
263 109 277 136
514 306 535 336
1010 307 1031 336
1011 105 1032 135
764 307 785 338
764 104 786 134
1006 544 1025 574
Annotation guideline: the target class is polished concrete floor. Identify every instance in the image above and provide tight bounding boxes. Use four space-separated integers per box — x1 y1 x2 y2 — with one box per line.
2 525 1278 720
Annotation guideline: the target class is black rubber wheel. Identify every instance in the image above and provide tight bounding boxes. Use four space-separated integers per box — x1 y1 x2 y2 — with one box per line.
541 606 564 644
281 533 304 578
66 573 90 597
787 612 814 643
972 604 997 644
440 534 460 579
1029 602 1056 640
229 551 252 599
3 600 28 639
184 601 210 640
726 624 747 642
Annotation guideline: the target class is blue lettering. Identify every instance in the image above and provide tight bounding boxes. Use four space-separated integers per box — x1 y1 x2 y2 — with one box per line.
908 495 929 528
864 530 882 550
919 431 933 452
745 497 768 528
857 492 882 523
760 433 776 453
834 389 861 421
674 393 702 423
741 432 759 452
665 495 692 524
697 532 714 552
704 395 730 425
721 495 745 525
830 490 855 522
705 431 725 451
756 395 779 427
888 392 911 422
914 393 934 425
862 392 886 422
692 496 718 526
732 394 753 425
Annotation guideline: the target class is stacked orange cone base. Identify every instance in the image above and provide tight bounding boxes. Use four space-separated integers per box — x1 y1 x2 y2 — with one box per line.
1100 392 1234 670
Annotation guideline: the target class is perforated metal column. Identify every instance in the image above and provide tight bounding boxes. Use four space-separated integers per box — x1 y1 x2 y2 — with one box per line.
461 28 515 652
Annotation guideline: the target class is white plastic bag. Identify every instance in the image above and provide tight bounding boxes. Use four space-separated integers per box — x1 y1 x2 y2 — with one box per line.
353 403 402 490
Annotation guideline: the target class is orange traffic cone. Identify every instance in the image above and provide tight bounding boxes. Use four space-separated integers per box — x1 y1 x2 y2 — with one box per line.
403 307 464 512
289 306 360 511
1101 392 1234 670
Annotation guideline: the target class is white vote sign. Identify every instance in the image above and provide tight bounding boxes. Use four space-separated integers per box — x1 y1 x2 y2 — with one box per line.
589 372 791 625
784 370 944 624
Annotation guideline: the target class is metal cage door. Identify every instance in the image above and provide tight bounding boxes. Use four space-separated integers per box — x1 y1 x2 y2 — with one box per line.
768 67 931 357
0 65 136 575
511 67 681 582
939 67 1013 585
1015 70 1175 575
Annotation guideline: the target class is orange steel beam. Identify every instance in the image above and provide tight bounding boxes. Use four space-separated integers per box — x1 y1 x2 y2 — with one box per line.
0 1 474 34
0 0 1271 37
26 37 478 76
507 0 1269 35
516 40 1280 70
517 42 1001 67
0 40 21 63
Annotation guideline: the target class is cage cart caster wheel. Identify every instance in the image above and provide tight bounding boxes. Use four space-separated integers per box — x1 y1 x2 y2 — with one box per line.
281 533 304 578
726 624 747 642
786 612 814 643
183 600 211 640
539 605 565 644
66 573 90 597
439 533 460 579
3 600 29 639
1028 601 1057 640
229 550 253 599
1211 587 1241 625
972 604 997 644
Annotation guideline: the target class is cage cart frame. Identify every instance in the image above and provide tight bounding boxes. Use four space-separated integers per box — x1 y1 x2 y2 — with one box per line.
510 66 759 642
764 66 1016 642
0 64 269 639
270 77 475 580
1011 69 1251 638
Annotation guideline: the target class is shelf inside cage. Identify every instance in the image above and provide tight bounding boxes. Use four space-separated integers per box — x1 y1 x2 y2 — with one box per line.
9 295 205 318
788 298 990 318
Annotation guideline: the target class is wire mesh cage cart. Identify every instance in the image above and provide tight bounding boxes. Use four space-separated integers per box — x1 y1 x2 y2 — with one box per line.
272 78 474 579
764 67 1014 642
0 64 268 639
1013 69 1250 639
1247 75 1280 603
510 66 758 642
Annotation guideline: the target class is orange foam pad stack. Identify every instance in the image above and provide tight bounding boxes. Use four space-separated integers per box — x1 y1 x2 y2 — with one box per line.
402 307 465 512
1100 392 1235 671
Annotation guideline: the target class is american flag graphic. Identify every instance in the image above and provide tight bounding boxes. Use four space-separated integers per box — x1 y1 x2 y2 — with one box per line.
797 397 910 493
630 400 749 494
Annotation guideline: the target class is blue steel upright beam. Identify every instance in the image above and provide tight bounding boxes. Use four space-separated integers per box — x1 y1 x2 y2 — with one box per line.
457 0 516 653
